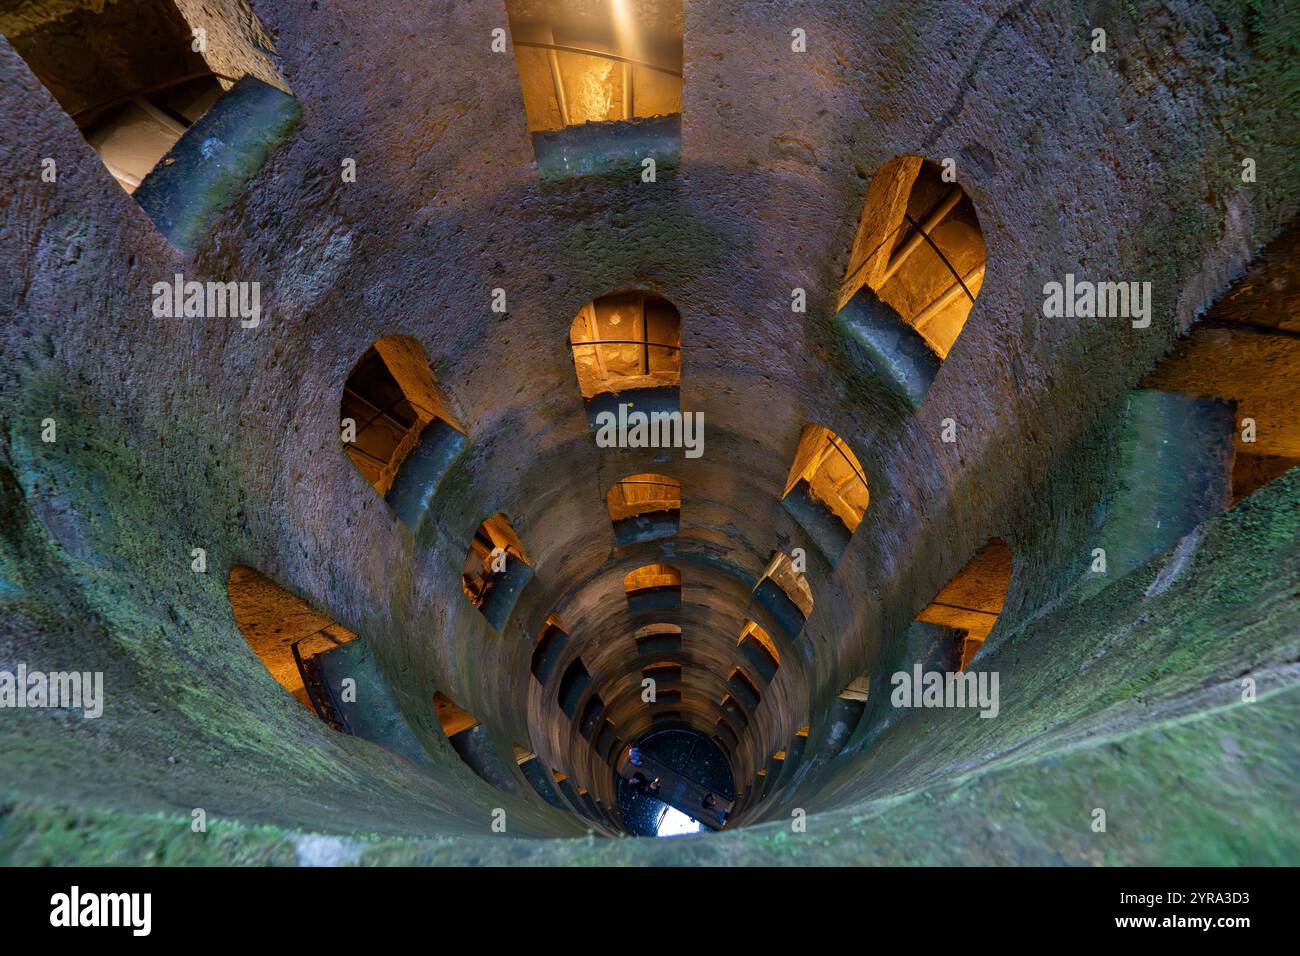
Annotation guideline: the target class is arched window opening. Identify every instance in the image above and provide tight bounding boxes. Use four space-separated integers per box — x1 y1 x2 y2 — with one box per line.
226 565 356 730
341 336 466 534
914 538 1013 669
783 424 868 563
433 692 518 791
462 514 534 629
569 292 682 420
635 623 682 656
504 0 683 180
624 562 682 614
841 156 986 360
754 552 813 638
737 621 780 685
531 615 571 684
3 0 296 250
608 473 681 544
1142 304 1298 506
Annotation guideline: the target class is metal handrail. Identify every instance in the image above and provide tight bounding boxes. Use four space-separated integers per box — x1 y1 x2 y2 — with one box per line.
571 339 682 351
513 40 683 77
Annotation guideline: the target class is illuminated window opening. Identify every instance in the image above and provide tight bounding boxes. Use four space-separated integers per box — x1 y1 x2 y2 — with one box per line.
1142 315 1299 506
608 472 681 544
434 692 481 738
433 691 517 791
342 336 466 533
226 565 356 730
914 538 1013 669
783 424 868 562
570 291 682 403
3 0 296 249
462 514 534 629
624 562 680 592
840 156 986 360
625 562 682 614
505 0 683 179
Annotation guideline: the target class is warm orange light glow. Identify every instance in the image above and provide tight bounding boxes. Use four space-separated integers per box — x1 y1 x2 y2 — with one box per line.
624 562 681 592
915 538 1013 669
738 619 780 664
607 472 681 520
784 424 868 532
757 552 814 618
840 156 986 359
433 692 480 738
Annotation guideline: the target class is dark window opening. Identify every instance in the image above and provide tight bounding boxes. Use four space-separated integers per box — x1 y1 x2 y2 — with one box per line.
1142 294 1299 505
719 693 749 730
727 667 761 712
557 659 593 718
531 615 571 684
827 678 870 754
516 746 567 810
737 619 780 683
642 661 682 686
579 693 606 740
433 692 519 792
